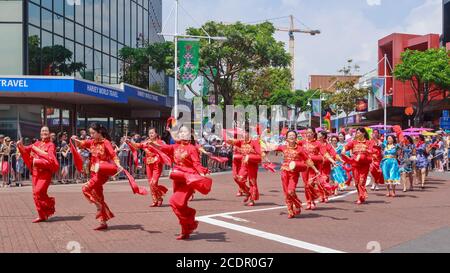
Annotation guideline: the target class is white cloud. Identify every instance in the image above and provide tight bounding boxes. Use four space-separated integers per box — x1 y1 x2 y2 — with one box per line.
366 0 382 6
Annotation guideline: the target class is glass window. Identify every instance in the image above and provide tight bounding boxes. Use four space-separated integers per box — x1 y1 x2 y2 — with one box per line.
85 0 94 29
117 0 124 43
54 0 63 15
65 19 75 41
42 30 52 47
75 23 84 44
65 1 75 20
125 1 130 46
41 0 52 10
110 0 117 40
102 35 109 54
28 25 41 75
102 0 110 36
94 50 102 82
131 1 136 47
94 32 101 51
102 53 110 84
54 13 64 36
75 0 84 24
54 34 63 46
84 47 94 80
110 40 117 58
111 57 118 84
144 11 149 41
138 5 142 40
85 28 93 47
75 43 84 65
29 2 40 27
41 8 52 32
94 1 102 32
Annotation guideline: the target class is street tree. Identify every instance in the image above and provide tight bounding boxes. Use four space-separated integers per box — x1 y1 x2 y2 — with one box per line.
393 48 450 126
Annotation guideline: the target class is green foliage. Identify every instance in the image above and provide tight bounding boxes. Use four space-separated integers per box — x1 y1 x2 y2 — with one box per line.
119 41 173 89
186 21 291 105
394 48 450 125
28 35 85 76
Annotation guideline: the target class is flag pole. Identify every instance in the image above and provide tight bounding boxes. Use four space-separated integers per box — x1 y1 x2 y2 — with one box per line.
173 0 179 120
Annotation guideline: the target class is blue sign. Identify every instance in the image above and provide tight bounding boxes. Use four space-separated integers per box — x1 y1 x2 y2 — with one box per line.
0 77 73 92
124 84 167 106
74 80 127 103
443 110 449 118
440 117 450 130
0 76 171 108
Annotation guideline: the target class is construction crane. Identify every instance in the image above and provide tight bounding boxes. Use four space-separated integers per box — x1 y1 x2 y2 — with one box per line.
275 15 320 90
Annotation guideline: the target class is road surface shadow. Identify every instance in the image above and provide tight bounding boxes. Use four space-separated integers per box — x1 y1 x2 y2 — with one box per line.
291 213 348 221
191 198 219 202
108 224 162 234
254 202 282 207
189 232 228 242
47 216 84 222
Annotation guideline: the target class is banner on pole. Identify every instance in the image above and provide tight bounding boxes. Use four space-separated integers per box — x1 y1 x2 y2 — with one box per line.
178 39 200 86
372 78 385 108
311 99 321 117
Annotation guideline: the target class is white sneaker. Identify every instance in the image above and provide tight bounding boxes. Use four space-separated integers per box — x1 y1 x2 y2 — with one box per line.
366 176 372 186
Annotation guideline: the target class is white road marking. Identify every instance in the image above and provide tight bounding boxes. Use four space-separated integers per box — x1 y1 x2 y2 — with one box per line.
200 190 358 218
218 215 250 223
196 216 345 253
196 190 357 253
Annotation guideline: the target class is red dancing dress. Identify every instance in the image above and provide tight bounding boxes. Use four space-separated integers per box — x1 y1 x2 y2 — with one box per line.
232 145 244 196
319 140 338 201
344 140 374 204
298 139 323 207
369 140 384 185
128 139 168 206
159 141 212 239
233 139 262 205
276 144 311 218
18 139 59 221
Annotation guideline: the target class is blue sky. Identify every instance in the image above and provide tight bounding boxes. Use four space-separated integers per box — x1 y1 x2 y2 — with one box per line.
162 0 442 90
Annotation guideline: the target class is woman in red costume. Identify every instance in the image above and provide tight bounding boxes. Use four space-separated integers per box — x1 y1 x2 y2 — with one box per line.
317 131 338 202
227 129 262 207
153 125 212 240
298 127 326 210
369 129 384 191
341 127 373 205
17 126 59 223
127 128 168 207
71 123 147 230
232 145 244 197
274 130 319 218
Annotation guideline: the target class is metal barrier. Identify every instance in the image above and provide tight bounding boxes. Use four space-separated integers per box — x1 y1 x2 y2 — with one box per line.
0 145 232 187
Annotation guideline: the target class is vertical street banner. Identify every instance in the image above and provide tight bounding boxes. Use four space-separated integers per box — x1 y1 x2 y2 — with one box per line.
178 39 200 86
311 99 321 117
372 78 385 108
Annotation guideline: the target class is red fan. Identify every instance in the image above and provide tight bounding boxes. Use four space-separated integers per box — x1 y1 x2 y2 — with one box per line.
210 156 229 163
263 162 277 173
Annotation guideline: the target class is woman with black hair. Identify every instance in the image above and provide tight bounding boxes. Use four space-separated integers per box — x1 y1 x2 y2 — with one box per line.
381 135 401 197
271 130 319 218
17 126 59 223
399 136 416 192
317 131 338 203
71 123 147 230
298 127 324 210
341 127 374 205
152 125 212 240
415 135 430 189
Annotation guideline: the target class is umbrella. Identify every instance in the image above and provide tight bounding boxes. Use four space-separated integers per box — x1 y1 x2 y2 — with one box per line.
369 124 393 129
403 132 421 136
422 131 438 136
404 127 433 132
